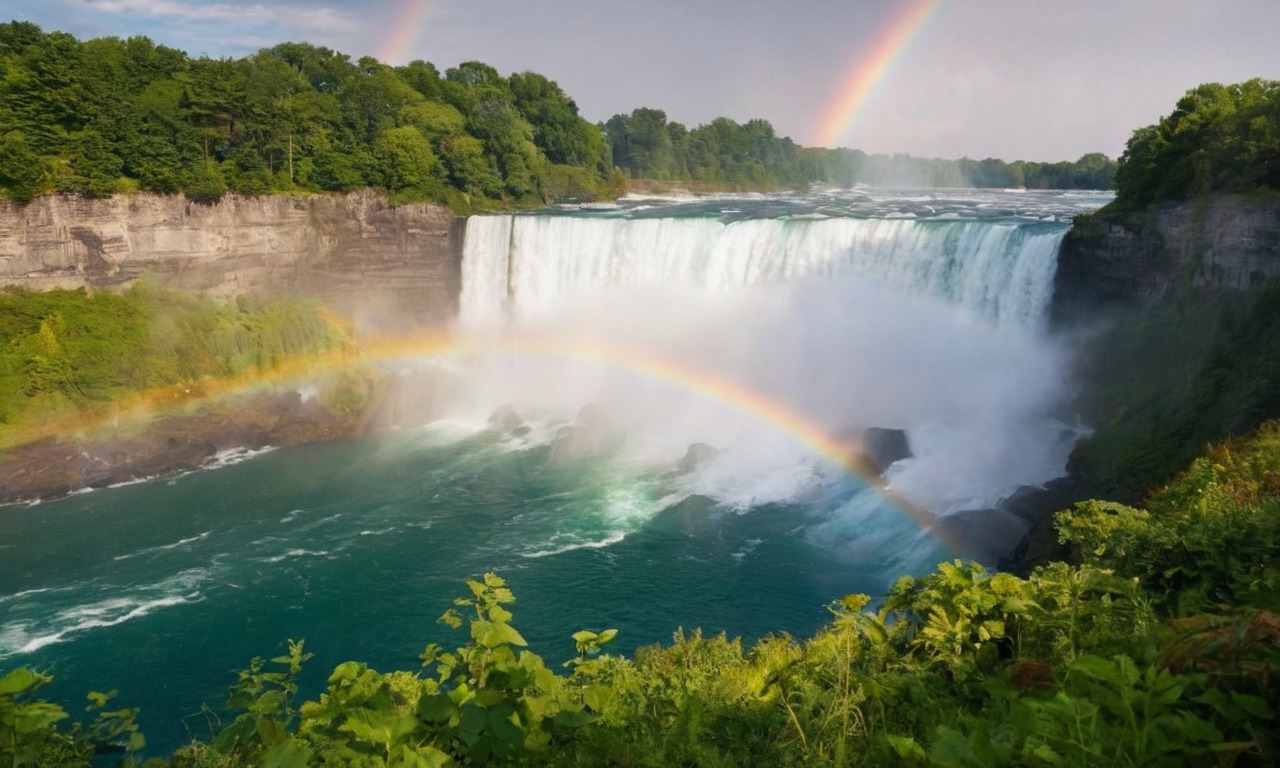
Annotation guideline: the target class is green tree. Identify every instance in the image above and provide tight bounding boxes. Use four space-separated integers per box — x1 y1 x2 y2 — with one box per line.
373 125 444 197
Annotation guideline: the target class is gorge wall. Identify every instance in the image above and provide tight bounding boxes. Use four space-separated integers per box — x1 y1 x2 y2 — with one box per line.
1052 197 1280 325
0 191 464 330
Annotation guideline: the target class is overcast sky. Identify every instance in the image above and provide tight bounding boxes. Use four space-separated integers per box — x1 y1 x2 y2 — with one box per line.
10 0 1280 161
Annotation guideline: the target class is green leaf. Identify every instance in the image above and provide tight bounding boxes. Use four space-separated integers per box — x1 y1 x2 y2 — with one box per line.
583 684 614 712
1179 714 1223 743
417 692 457 725
1229 691 1274 719
472 619 528 649
886 734 926 760
126 730 146 753
550 708 599 730
0 667 48 695
260 737 315 768
1070 654 1123 684
927 726 977 768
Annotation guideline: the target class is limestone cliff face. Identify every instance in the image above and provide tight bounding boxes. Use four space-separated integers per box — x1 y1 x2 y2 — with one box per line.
0 191 464 330
1053 198 1280 325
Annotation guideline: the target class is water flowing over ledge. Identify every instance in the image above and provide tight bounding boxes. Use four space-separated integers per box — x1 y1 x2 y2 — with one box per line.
459 196 1079 331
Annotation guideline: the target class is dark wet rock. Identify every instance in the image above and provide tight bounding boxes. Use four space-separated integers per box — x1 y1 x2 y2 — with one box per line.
487 403 524 433
1001 476 1085 571
861 427 912 474
940 507 1031 568
549 404 621 462
678 442 721 472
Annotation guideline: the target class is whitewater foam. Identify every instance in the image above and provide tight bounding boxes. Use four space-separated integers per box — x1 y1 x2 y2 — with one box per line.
0 568 214 660
113 531 212 561
522 530 628 558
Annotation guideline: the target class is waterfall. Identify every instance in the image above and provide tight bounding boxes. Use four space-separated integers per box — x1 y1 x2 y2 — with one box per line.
449 201 1085 518
458 214 1068 329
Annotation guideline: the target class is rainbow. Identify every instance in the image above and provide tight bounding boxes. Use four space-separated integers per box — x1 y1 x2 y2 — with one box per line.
375 0 433 65
365 332 955 547
28 328 957 551
810 0 941 149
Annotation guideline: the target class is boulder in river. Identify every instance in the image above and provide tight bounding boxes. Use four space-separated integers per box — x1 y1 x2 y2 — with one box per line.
549 404 621 461
861 427 912 474
487 403 525 433
678 442 721 472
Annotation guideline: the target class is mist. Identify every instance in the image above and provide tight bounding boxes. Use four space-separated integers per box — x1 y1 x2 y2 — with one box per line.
431 275 1079 518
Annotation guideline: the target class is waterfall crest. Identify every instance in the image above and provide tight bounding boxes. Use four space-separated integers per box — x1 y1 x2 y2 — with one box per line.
459 214 1067 328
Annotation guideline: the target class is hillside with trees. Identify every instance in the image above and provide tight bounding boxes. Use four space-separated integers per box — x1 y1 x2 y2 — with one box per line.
0 21 1113 209
1110 78 1280 208
1059 79 1280 504
603 108 1115 190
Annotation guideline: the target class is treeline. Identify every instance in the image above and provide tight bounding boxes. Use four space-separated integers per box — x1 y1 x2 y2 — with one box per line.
0 20 1114 209
1112 78 1280 207
0 282 347 442
4 420 1278 765
602 107 1116 190
0 21 612 209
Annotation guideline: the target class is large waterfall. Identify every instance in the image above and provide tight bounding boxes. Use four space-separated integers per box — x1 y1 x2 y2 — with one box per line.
459 211 1068 329
446 190 1103 518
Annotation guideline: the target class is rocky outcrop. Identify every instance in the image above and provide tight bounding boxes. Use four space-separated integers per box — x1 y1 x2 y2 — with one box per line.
0 191 464 330
1052 198 1280 326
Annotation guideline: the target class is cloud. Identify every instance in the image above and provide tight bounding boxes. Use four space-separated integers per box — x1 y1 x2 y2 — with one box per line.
73 0 357 34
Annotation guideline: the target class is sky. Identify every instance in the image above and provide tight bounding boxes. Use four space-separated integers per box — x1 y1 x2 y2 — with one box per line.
9 0 1280 162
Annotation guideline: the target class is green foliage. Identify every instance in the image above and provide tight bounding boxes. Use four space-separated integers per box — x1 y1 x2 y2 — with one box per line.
212 639 312 760
1112 79 1280 207
1069 276 1280 503
1060 421 1280 615
602 106 1114 191
0 284 347 439
0 21 1114 207
0 667 79 765
0 23 618 208
0 667 158 766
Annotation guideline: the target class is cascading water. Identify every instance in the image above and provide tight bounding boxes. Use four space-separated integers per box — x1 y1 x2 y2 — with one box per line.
449 188 1105 518
461 212 1067 330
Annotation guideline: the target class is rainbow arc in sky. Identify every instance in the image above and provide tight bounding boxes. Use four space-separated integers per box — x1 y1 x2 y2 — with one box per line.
810 0 942 149
375 0 433 65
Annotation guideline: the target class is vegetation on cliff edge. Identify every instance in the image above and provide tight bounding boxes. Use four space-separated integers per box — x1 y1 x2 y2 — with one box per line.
1110 78 1280 209
0 281 349 447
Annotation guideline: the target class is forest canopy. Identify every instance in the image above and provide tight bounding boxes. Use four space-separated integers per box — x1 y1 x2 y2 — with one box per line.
0 20 1114 207
1112 78 1280 207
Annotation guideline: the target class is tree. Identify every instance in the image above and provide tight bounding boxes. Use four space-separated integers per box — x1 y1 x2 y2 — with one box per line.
0 131 48 202
373 125 443 197
1113 79 1280 207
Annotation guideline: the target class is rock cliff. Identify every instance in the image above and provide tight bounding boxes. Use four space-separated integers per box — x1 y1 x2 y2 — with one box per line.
1052 197 1280 325
0 191 464 330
